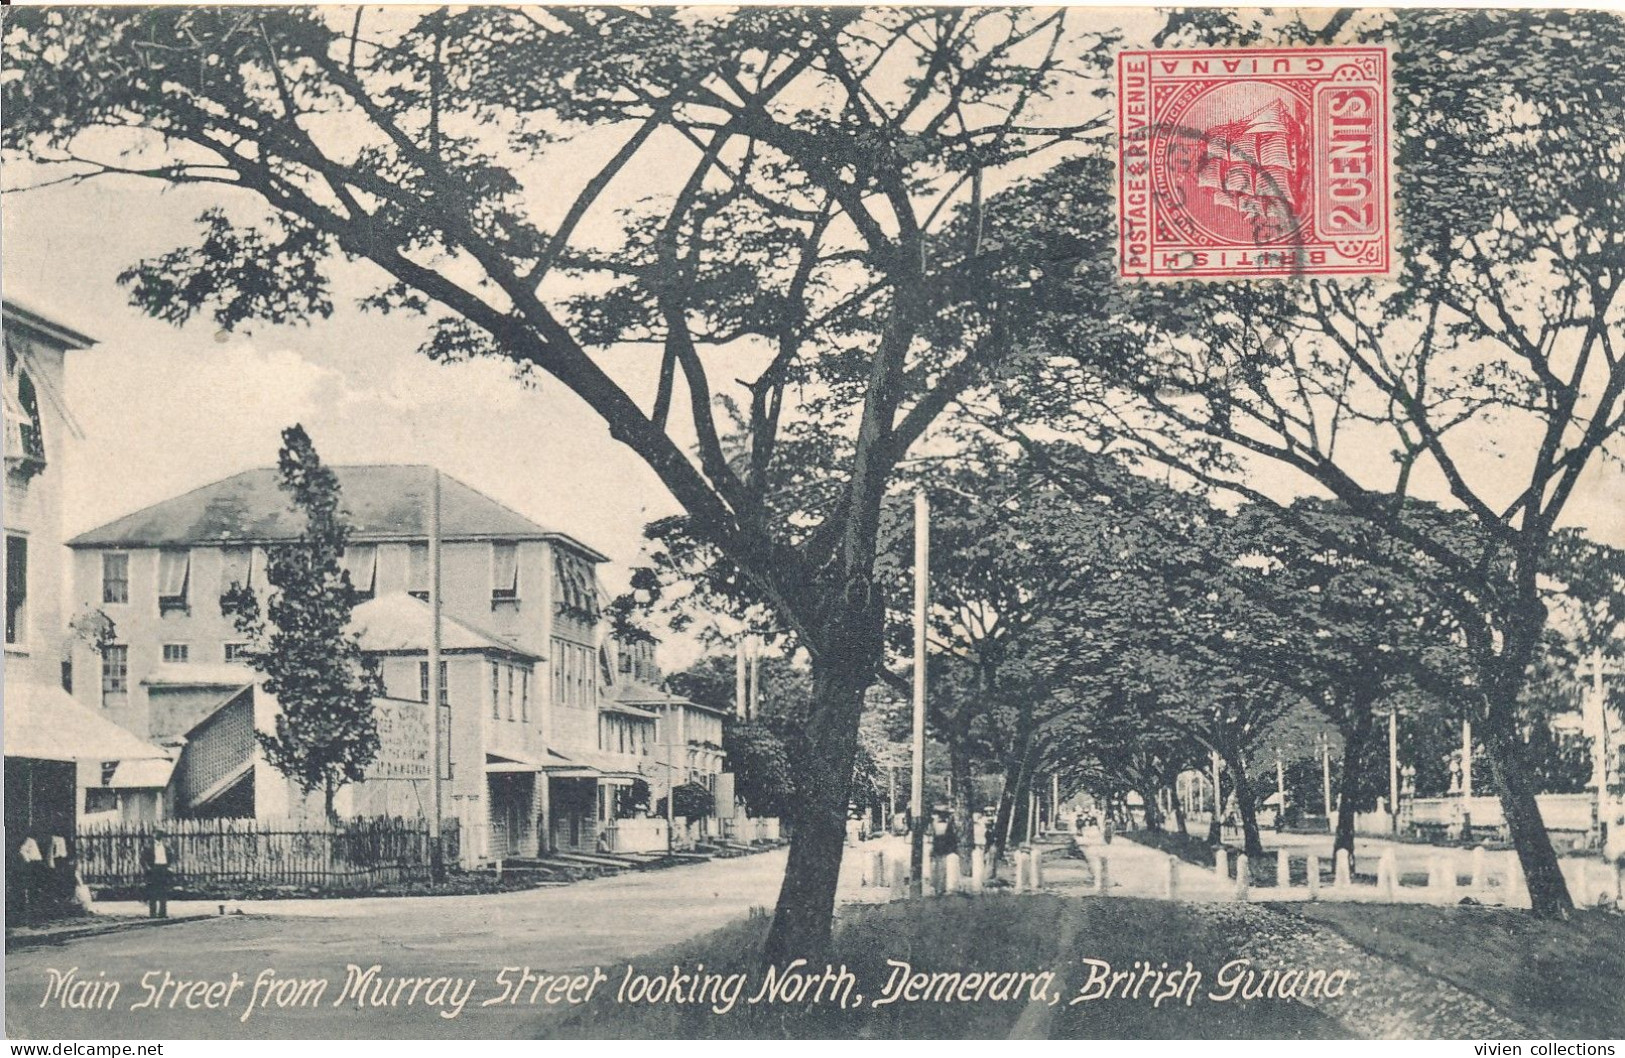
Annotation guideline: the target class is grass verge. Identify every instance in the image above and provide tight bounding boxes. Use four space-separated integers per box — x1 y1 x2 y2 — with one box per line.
1282 902 1625 1039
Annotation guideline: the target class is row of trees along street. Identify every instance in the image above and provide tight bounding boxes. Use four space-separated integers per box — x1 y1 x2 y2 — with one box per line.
5 6 1622 954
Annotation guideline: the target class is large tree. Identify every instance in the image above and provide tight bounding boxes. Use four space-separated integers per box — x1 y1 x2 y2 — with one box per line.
998 8 1624 918
3 6 1118 958
221 424 379 823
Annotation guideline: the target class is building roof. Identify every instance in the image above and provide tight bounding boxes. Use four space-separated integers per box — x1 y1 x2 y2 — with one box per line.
613 678 729 716
352 592 541 661
141 663 257 689
4 682 170 763
600 698 660 721
67 464 609 561
2 301 98 350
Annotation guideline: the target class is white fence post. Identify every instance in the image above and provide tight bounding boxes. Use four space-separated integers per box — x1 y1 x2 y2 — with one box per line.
1378 849 1398 901
1234 854 1250 902
1335 848 1352 889
1030 847 1044 889
1431 854 1456 900
969 847 985 893
891 860 910 901
1165 856 1177 900
1095 853 1109 894
1014 851 1029 893
1214 847 1229 880
945 852 961 895
1277 848 1291 891
1306 855 1320 900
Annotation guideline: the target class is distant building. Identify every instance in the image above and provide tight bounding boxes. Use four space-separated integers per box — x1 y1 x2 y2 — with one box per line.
66 464 621 858
608 636 727 841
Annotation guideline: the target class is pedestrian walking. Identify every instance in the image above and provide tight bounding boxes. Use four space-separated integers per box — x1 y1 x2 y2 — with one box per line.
141 837 172 919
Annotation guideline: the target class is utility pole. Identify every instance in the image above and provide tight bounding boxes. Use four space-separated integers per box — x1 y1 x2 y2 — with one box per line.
1581 648 1618 849
667 699 677 855
428 468 444 883
910 490 929 894
735 639 747 720
1462 718 1473 799
1388 703 1400 834
1275 752 1285 824
748 638 761 720
1321 734 1333 821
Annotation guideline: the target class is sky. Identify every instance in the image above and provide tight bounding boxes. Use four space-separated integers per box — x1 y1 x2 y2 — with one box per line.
2 6 1620 681
1 175 706 657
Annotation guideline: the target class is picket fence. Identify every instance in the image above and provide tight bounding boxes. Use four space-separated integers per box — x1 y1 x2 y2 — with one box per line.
76 817 460 891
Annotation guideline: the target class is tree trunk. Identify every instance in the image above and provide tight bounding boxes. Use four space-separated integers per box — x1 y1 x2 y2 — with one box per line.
762 650 870 964
992 721 1035 867
949 737 974 859
1481 690 1574 919
1478 586 1574 920
1206 768 1223 846
1334 705 1373 859
1228 756 1265 858
1008 763 1033 847
1137 779 1164 833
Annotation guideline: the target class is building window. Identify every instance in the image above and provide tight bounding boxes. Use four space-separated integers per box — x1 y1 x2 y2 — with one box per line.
224 642 252 663
220 546 253 597
4 534 26 646
102 552 129 605
407 543 429 601
490 662 501 719
520 669 530 723
619 651 633 675
4 346 46 477
492 542 519 606
506 664 516 720
84 788 119 815
361 656 383 694
162 643 189 664
101 644 128 703
342 544 377 601
419 659 448 704
157 549 190 614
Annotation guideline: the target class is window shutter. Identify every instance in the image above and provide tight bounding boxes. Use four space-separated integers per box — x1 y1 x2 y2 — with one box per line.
157 550 190 599
342 545 377 598
492 543 518 601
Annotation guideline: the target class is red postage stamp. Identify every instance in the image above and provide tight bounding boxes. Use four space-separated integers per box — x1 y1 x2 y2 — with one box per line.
1116 46 1393 281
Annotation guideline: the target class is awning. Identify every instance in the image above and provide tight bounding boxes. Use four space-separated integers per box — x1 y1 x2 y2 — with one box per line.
107 757 176 789
485 751 542 774
4 682 169 762
573 751 645 786
599 700 660 720
540 748 600 779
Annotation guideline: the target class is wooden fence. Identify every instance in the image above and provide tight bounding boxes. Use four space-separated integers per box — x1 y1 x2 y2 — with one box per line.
76 817 461 891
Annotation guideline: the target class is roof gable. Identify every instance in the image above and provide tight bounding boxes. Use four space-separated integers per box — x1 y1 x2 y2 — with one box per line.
352 592 540 660
68 464 606 560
